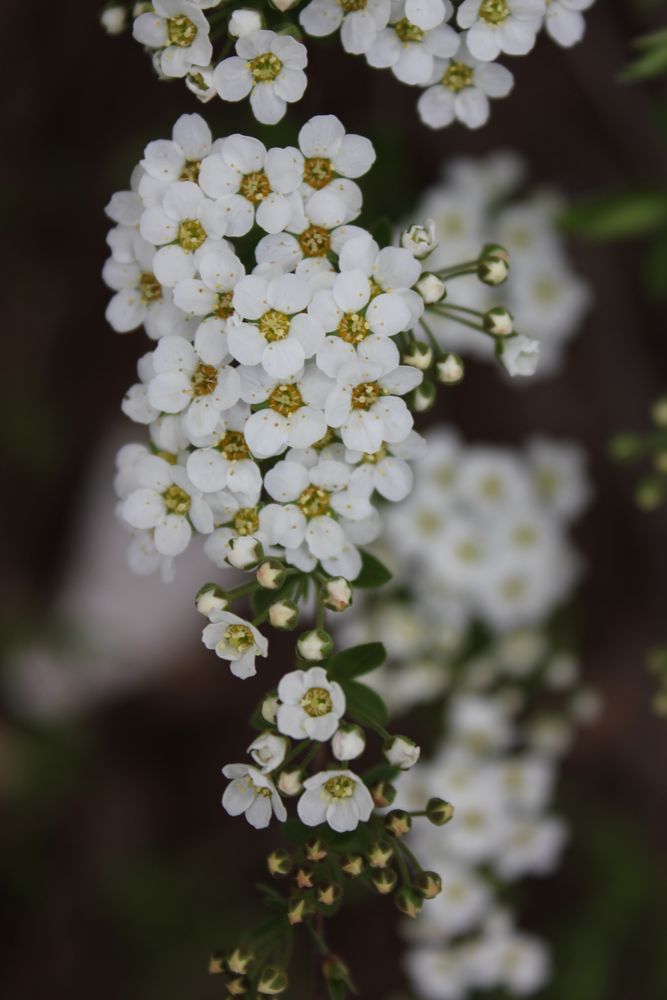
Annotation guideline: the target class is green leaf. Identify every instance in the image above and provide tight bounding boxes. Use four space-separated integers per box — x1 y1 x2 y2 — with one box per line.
354 551 392 589
330 642 386 680
559 190 667 241
622 27 667 82
341 679 389 730
281 819 313 845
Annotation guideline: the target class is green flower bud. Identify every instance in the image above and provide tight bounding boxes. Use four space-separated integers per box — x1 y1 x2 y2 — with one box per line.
297 629 334 661
478 244 510 286
267 849 292 878
402 340 434 370
384 809 412 838
305 837 328 862
609 432 644 461
317 880 342 909
410 378 437 412
294 866 315 890
426 797 455 826
483 306 513 337
413 870 442 899
368 841 394 869
436 353 464 385
321 576 353 612
227 948 255 976
225 974 248 996
256 559 286 590
195 583 229 617
395 887 423 919
371 780 397 808
209 951 225 974
371 868 398 894
323 954 352 982
635 476 665 510
340 853 365 877
258 965 288 995
652 396 667 426
268 599 299 631
286 895 313 925
416 273 446 304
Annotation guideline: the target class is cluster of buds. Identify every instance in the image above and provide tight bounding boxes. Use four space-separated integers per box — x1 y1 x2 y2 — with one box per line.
209 947 288 997
611 394 667 511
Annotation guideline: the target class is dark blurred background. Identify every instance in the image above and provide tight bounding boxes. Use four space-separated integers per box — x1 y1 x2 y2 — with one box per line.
2 1 667 997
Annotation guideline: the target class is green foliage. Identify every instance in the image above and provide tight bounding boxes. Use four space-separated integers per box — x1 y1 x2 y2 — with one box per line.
621 27 667 82
340 679 389 730
560 190 667 240
353 551 393 589
330 642 386 680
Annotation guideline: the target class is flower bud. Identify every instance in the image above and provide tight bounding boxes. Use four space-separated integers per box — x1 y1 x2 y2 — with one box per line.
368 841 394 869
483 307 513 337
268 599 299 631
321 577 353 612
225 974 248 996
323 954 351 982
294 866 315 890
270 0 301 10
267 849 292 878
227 948 255 976
426 797 455 826
261 693 279 724
401 219 439 259
228 8 263 37
410 379 437 412
371 868 398 894
436 354 464 385
652 396 667 426
609 432 643 461
185 65 216 103
256 559 286 590
286 895 311 925
340 854 365 877
248 732 287 772
195 582 229 617
297 629 334 662
316 881 342 908
416 273 446 304
258 966 288 995
331 723 366 761
402 341 433 370
384 809 412 838
478 244 510 285
277 768 303 797
499 334 539 377
636 476 665 510
227 536 263 569
384 735 420 770
209 951 225 974
305 837 328 862
371 780 397 808
132 2 152 14
395 887 423 919
413 871 442 899
100 5 127 33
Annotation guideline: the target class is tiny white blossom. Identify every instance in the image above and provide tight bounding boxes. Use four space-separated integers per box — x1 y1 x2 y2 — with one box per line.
214 30 308 125
133 0 213 78
222 764 286 828
202 611 268 678
297 769 374 831
277 667 346 740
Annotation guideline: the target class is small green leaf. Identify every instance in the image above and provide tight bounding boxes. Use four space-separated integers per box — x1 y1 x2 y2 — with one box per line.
341 679 389 729
560 190 667 241
622 27 667 82
330 642 386 680
354 551 392 589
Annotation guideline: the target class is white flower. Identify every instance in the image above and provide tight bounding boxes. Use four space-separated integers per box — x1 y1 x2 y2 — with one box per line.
263 455 374 561
346 434 423 502
222 764 286 828
300 0 391 55
332 723 366 760
133 0 212 78
406 0 451 30
499 334 539 376
544 0 593 48
173 248 245 320
385 734 421 769
199 135 302 236
202 610 268 678
140 181 227 287
247 732 288 772
147 334 240 440
277 666 346 740
121 454 215 555
103 236 181 335
367 5 459 87
228 8 263 37
214 30 308 125
185 62 217 102
186 412 262 501
296 115 376 202
418 42 513 129
228 273 324 378
457 0 546 61
401 218 438 258
240 364 332 458
526 437 590 520
138 113 212 207
255 199 364 271
297 769 374 831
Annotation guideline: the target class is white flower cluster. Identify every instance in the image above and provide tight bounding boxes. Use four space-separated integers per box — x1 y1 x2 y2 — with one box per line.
411 153 591 377
122 0 595 129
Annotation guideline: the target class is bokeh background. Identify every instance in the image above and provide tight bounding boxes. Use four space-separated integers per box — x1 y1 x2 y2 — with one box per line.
2 0 667 997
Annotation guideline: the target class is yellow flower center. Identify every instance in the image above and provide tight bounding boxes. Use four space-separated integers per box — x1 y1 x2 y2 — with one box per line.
351 381 382 410
324 775 355 799
301 686 333 717
217 430 250 461
139 272 162 304
339 0 367 10
417 510 440 534
369 278 383 298
479 0 509 24
268 383 303 415
234 507 260 536
501 577 526 600
338 312 370 344
299 225 331 258
224 623 255 651
442 61 475 92
240 170 272 204
179 160 200 183
249 51 283 82
162 484 191 515
535 468 557 498
456 541 481 563
297 485 331 518
513 524 537 546
362 447 387 464
178 218 206 252
167 15 197 47
303 157 334 190
394 17 424 43
215 290 234 320
259 309 291 342
480 475 502 498
191 361 218 396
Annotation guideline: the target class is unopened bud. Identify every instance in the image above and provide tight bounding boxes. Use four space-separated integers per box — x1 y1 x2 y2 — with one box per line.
225 974 248 996
286 895 311 925
317 881 342 908
401 219 439 259
340 854 365 877
323 954 351 982
395 887 423 919
227 536 263 569
413 871 442 899
277 768 303 797
305 838 328 862
256 559 286 590
209 951 225 974
195 582 229 617
258 965 288 995
268 599 299 630
267 850 292 878
410 378 437 412
636 476 665 510
321 576 353 612
384 735 420 770
371 868 398 894
385 809 412 838
368 841 394 869
261 694 279 724
101 5 127 34
652 396 667 426
331 723 366 761
426 797 455 826
416 273 446 304
228 8 263 37
478 244 510 286
371 780 397 808
227 948 255 976
294 866 315 890
436 353 464 385
402 340 433 370
609 432 643 462
297 629 333 662
483 306 513 337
